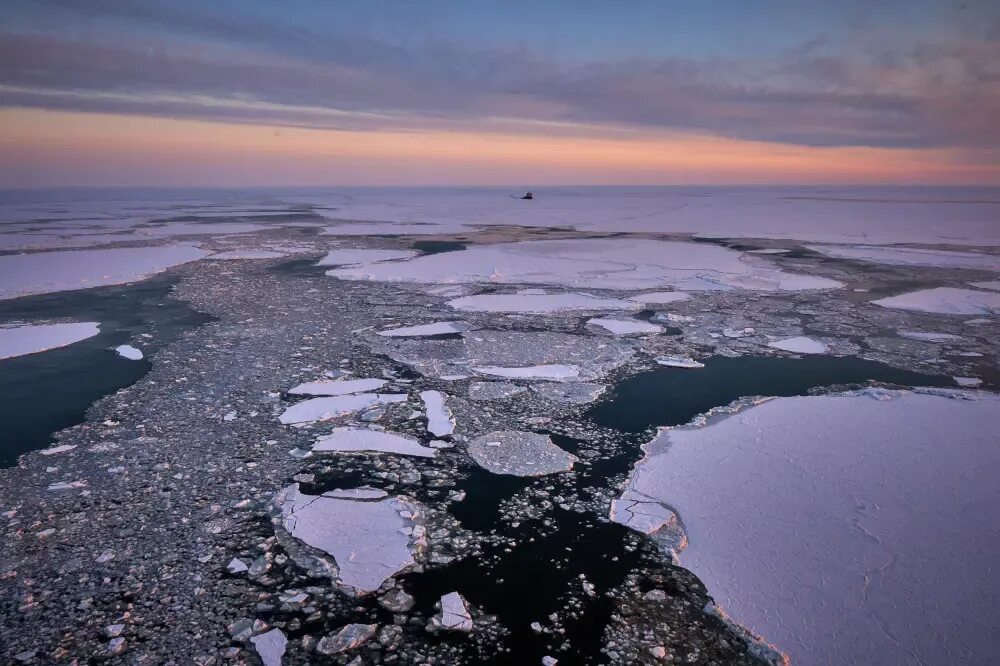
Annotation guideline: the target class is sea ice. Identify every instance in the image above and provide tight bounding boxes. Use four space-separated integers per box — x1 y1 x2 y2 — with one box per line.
953 377 983 387
275 484 424 593
587 317 663 335
806 244 1000 271
322 221 477 236
208 250 287 260
40 444 77 456
114 344 144 360
420 390 455 436
615 389 1000 665
288 378 387 396
530 381 606 404
896 331 963 343
467 431 578 476
766 336 829 354
434 592 474 632
448 292 639 313
317 249 417 266
250 629 287 666
872 287 1000 315
467 382 527 401
627 291 691 304
0 246 208 299
278 393 406 424
654 356 704 369
0 322 101 360
377 321 472 337
313 427 436 458
969 280 1000 291
473 365 580 381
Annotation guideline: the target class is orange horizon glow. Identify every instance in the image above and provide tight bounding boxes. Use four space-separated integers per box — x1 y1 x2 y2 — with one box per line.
2 107 998 188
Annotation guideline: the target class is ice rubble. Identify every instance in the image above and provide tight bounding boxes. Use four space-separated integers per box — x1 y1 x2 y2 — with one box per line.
0 246 209 299
473 365 580 381
420 390 455 437
327 238 841 292
114 344 144 360
766 336 829 354
313 427 436 458
468 431 578 476
250 629 287 666
278 393 407 424
274 484 424 593
627 291 691 304
530 381 606 404
316 249 417 266
806 244 1000 271
377 321 472 337
587 317 663 335
288 378 387 396
872 287 1000 315
0 322 100 360
448 292 638 313
614 389 1000 665
467 382 527 401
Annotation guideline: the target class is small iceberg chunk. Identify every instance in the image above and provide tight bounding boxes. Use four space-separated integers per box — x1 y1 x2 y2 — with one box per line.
378 321 472 337
473 364 580 381
468 431 578 476
587 317 663 335
432 592 474 632
655 355 704 369
420 390 455 437
114 344 144 360
289 378 387 396
767 336 829 354
313 427 436 458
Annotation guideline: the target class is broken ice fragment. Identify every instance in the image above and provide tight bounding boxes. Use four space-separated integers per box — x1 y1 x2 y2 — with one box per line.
872 287 1000 315
377 321 472 337
288 378 387 396
473 364 580 381
897 330 963 343
655 356 704 369
587 317 663 335
953 377 982 387
114 344 144 360
420 390 455 436
278 393 404 424
766 336 829 354
468 431 578 476
250 629 288 666
316 623 378 654
434 591 474 632
313 427 436 458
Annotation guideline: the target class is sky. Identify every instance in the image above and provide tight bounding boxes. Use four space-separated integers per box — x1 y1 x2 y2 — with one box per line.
1 0 999 187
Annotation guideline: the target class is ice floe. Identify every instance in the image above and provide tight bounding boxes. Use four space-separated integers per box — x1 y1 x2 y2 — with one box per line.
530 381 606 404
614 389 1000 665
448 292 639 314
288 378 387 396
322 221 477 236
377 321 472 337
420 390 455 436
208 250 287 260
969 280 1000 291
468 431 578 476
274 484 424 593
473 364 580 381
0 246 208 299
317 249 417 266
313 427 436 458
40 444 77 456
587 317 663 335
114 344 144 360
896 330 963 343
467 382 527 401
953 377 983 387
766 336 829 354
327 238 841 292
250 629 287 666
278 393 407 424
0 322 100 360
627 291 691 304
654 356 704 369
433 592 474 632
872 287 1000 315
806 244 1000 271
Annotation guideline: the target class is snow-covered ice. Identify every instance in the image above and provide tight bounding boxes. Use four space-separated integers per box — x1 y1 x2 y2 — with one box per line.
377 321 472 337
114 344 144 360
615 389 1000 665
872 287 1000 315
322 221 477 236
250 629 287 666
208 250 287 260
316 249 417 266
0 322 100 360
587 317 663 335
0 246 209 299
654 356 705 369
313 427 436 458
278 393 406 424
627 291 691 304
420 390 455 437
468 431 578 476
449 292 638 314
288 378 387 396
896 331 963 343
766 336 829 354
807 244 1000 271
969 280 1000 291
275 484 424 593
473 364 580 381
435 592 474 632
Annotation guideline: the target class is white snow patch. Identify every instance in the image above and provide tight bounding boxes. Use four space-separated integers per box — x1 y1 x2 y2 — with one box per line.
0 246 208 299
0 322 100 360
872 287 1000 315
420 390 455 437
377 321 472 337
615 390 1000 665
313 427 436 458
473 364 580 381
807 244 1000 271
114 344 144 360
587 317 663 335
766 336 829 354
628 291 691 304
316 249 417 266
288 378 387 396
448 292 638 313
279 393 405 425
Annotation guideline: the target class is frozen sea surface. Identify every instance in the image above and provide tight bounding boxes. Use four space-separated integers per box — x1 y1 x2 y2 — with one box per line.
872 287 1000 315
806 244 1000 271
616 389 1000 665
0 322 100 360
